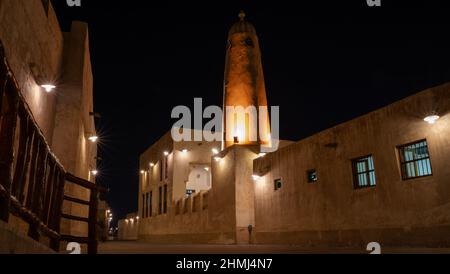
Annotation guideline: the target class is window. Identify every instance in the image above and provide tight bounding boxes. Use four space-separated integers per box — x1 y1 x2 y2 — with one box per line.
274 178 282 191
398 140 433 180
307 170 318 183
158 187 162 215
159 160 163 182
165 156 169 180
145 193 149 218
352 155 376 189
142 194 145 218
148 191 153 217
163 184 168 214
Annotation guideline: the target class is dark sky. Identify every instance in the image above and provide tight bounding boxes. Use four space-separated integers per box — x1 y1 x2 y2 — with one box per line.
51 0 450 221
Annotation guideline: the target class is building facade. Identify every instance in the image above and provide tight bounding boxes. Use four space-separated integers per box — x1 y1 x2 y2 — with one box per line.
130 12 450 248
0 0 97 242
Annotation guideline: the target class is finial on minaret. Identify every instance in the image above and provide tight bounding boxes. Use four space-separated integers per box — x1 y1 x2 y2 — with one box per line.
238 10 246 21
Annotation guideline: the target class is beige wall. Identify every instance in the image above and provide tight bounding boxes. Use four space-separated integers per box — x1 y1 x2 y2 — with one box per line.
0 0 63 144
254 83 450 247
0 1 96 239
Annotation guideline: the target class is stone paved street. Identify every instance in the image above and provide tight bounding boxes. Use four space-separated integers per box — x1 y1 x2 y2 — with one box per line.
98 241 450 254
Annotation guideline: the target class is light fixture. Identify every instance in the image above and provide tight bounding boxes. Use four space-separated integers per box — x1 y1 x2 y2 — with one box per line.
150 163 155 167
181 149 188 154
424 115 440 124
204 167 210 171
136 216 139 221
41 84 56 93
125 219 129 223
252 175 261 181
140 170 145 174
164 151 169 156
212 148 219 155
106 210 110 214
91 170 98 176
88 135 98 143
214 156 222 162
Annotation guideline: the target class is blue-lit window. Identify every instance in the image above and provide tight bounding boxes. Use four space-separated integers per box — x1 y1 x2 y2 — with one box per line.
398 140 433 180
352 155 376 189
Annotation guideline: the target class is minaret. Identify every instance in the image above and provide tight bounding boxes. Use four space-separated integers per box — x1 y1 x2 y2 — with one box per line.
222 11 271 149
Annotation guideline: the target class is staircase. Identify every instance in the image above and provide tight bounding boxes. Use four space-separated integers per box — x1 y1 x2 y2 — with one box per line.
0 41 106 254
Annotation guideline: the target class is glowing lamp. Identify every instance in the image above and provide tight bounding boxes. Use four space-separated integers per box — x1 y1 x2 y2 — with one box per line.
252 175 261 181
424 115 440 124
212 148 219 155
164 151 169 156
204 167 210 171
182 149 188 154
41 84 56 93
150 163 155 167
88 135 98 143
214 156 222 162
140 170 145 174
91 170 98 176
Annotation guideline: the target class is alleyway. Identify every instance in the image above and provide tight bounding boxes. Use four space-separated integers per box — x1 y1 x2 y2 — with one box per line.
98 241 450 254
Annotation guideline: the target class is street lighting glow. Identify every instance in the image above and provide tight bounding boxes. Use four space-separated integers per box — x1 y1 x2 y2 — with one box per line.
41 84 56 93
88 135 98 143
424 115 440 124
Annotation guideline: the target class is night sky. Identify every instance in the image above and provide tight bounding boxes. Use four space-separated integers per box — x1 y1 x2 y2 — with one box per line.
51 1 450 222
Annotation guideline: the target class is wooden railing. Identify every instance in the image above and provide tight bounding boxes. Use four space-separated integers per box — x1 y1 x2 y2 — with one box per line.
0 41 106 254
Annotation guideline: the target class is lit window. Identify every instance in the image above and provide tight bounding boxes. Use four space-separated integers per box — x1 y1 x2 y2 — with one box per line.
307 170 318 183
352 155 376 189
398 140 433 180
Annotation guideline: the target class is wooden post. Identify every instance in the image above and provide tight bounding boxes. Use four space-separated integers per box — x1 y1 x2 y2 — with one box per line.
11 106 31 198
49 170 65 252
28 141 48 241
0 81 19 223
88 187 98 254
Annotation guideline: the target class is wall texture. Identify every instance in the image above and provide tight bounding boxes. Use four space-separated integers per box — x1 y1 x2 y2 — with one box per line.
0 0 96 245
254 83 450 248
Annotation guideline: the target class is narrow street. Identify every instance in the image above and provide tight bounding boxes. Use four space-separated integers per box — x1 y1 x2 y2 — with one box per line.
98 241 450 254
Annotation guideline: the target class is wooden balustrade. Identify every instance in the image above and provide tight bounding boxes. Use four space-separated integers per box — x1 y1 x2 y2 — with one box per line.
0 41 106 254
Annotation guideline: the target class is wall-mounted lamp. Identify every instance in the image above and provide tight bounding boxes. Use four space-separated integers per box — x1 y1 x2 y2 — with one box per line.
140 170 145 174
424 115 440 124
89 112 102 119
91 170 98 176
252 175 261 181
88 135 99 143
214 156 222 162
164 151 169 156
212 148 219 155
204 167 210 172
41 84 56 93
149 163 155 167
181 149 188 154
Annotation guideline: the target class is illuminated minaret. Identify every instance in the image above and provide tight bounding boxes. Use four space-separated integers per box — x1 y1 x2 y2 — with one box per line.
222 11 271 149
